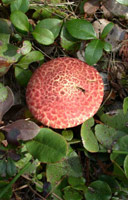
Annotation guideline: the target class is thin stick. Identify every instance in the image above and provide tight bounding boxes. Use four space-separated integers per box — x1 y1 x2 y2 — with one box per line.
28 185 46 200
52 193 63 200
13 184 28 192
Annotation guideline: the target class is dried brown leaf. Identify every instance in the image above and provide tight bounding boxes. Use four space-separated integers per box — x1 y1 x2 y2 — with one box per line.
84 0 100 15
3 119 40 141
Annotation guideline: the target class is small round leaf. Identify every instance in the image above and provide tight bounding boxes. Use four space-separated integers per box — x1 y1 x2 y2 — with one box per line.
18 40 32 55
66 19 96 40
81 118 99 152
0 160 6 177
101 22 114 39
95 124 126 149
0 19 11 44
10 10 29 32
60 26 80 52
7 158 17 176
103 41 112 52
85 39 104 65
10 0 29 13
112 135 128 152
16 50 44 69
35 18 63 39
63 187 83 200
32 26 54 45
62 130 73 141
85 180 112 200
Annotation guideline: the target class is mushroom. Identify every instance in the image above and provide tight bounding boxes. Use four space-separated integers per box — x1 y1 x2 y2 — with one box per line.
26 57 104 129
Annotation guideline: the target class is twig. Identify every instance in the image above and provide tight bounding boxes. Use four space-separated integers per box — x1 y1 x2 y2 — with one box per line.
52 193 63 200
13 184 29 192
28 185 46 200
30 2 75 6
32 43 53 60
99 89 113 109
44 176 66 199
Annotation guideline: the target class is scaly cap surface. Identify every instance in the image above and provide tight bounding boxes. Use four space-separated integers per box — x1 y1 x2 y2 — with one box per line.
26 57 104 129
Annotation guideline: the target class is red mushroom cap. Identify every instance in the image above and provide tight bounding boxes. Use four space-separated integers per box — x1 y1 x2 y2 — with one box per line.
26 57 104 129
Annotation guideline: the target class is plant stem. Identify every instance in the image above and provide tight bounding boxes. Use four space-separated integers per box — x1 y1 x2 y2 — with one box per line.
0 161 31 199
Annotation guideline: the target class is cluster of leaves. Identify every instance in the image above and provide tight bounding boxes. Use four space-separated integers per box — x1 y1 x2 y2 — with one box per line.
0 0 114 83
0 84 128 199
0 0 128 199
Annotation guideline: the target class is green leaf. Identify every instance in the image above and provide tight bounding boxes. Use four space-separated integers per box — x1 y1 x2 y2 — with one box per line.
103 41 112 52
111 159 127 181
7 158 17 177
95 124 126 149
66 19 96 40
0 83 8 102
32 25 54 45
10 0 29 13
123 97 128 114
98 109 128 133
10 10 29 32
15 67 32 86
60 26 80 52
36 18 63 39
116 0 128 6
0 181 12 200
16 148 32 169
68 176 85 186
18 40 32 55
85 180 112 200
26 128 68 163
110 152 125 166
112 135 128 152
124 155 128 178
0 19 11 43
81 118 99 152
0 43 21 63
46 147 83 186
63 187 83 200
85 39 104 65
0 160 6 177
101 22 114 39
99 175 120 193
68 176 86 191
0 43 20 77
16 51 44 69
32 6 52 19
62 130 73 141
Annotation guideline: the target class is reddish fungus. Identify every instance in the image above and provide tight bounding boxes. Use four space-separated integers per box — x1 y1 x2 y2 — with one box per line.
26 57 104 129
